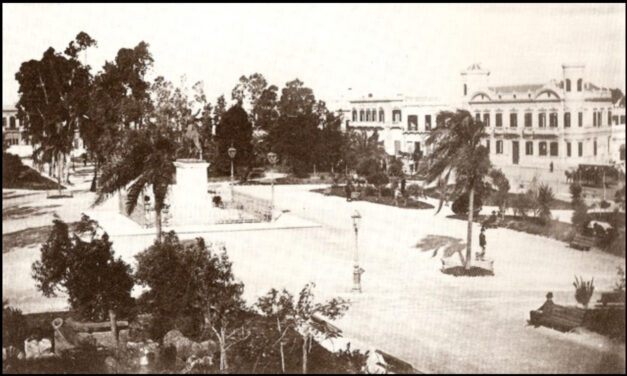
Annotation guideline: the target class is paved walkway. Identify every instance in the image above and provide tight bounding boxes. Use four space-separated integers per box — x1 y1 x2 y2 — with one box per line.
3 182 625 373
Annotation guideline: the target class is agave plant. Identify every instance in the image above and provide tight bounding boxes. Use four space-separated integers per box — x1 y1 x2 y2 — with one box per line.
573 275 595 308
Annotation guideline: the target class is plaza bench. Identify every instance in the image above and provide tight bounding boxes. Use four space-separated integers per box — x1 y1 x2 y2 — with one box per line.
529 304 586 332
569 233 595 251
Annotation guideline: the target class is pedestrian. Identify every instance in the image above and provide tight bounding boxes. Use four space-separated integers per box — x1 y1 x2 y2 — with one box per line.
537 292 554 314
478 226 487 260
394 186 402 206
550 162 554 173
400 177 406 195
345 181 353 202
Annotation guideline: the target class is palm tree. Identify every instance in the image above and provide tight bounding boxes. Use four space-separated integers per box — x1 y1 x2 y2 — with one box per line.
345 130 387 174
94 125 176 241
423 110 490 270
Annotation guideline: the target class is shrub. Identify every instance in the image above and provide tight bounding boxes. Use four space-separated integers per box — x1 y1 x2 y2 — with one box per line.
366 172 389 189
212 195 223 207
380 187 393 197
405 184 424 198
2 300 28 348
535 184 554 223
451 193 483 216
571 203 590 232
615 267 626 292
599 200 611 209
488 169 510 214
573 276 595 308
511 193 534 217
364 186 376 196
570 182 583 205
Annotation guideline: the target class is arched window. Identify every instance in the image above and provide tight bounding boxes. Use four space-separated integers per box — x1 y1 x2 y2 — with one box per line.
10 116 16 129
352 110 357 122
379 109 384 122
359 110 364 122
565 79 571 92
577 79 582 92
392 109 402 122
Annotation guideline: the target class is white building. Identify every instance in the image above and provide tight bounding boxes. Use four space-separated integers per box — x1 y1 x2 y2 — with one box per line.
461 63 626 176
346 94 449 174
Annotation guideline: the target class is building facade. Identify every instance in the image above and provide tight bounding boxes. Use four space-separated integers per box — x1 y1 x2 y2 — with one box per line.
2 104 29 147
346 94 449 174
462 63 626 174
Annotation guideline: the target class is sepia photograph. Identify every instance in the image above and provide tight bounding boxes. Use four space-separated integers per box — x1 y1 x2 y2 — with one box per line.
2 3 626 374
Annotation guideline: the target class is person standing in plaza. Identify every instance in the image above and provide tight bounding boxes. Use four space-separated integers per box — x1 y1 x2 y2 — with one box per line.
345 180 353 202
478 226 487 260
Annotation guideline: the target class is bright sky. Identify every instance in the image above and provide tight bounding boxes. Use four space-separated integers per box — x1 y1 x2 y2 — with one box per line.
3 3 626 109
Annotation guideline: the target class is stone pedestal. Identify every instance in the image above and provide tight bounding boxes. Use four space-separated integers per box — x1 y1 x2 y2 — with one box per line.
170 160 213 226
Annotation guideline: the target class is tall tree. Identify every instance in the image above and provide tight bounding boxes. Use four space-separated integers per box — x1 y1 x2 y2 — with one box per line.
423 110 490 270
214 105 254 176
31 216 134 350
213 95 227 133
83 41 154 191
15 32 95 191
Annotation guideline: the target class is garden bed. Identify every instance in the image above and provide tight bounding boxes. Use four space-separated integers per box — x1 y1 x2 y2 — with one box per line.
447 214 574 243
311 186 434 210
424 188 574 210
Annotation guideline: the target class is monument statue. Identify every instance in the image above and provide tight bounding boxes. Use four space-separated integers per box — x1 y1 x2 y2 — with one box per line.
183 112 203 160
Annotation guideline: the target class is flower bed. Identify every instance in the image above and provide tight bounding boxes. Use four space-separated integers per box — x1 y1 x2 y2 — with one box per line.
311 186 434 210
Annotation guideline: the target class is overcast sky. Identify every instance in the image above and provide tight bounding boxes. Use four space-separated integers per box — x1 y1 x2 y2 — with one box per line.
3 3 625 108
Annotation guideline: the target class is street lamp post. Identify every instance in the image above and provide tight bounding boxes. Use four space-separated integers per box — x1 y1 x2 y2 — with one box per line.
267 152 278 220
228 145 237 201
351 210 364 293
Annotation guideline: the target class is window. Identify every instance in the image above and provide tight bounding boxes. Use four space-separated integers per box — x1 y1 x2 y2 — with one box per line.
620 144 625 161
539 142 547 156
525 141 533 155
592 111 597 127
414 142 421 155
564 112 571 128
524 113 532 127
9 117 16 129
2 117 6 127
392 110 402 122
359 110 364 122
496 140 503 154
608 111 612 126
578 142 583 157
475 113 481 122
538 113 546 128
566 79 571 92
593 140 597 156
394 140 401 155
483 113 490 127
407 115 418 131
486 140 490 153
597 111 602 127
549 113 558 127
566 142 571 157
550 142 558 156
352 110 357 122
578 112 583 127
425 115 432 130
495 113 503 127
379 110 385 122
577 79 582 92
509 113 517 128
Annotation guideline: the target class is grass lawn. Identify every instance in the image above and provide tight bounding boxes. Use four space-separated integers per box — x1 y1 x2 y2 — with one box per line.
311 186 434 209
2 223 78 252
3 166 65 191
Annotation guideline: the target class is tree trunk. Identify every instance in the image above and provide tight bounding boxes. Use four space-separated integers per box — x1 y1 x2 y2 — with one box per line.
465 187 475 270
57 152 63 195
219 328 228 373
155 209 163 242
90 160 98 192
277 317 285 373
301 335 308 374
108 309 119 353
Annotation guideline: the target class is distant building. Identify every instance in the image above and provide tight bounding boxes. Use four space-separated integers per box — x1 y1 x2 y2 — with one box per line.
2 104 29 147
2 104 86 158
462 63 626 173
345 93 450 174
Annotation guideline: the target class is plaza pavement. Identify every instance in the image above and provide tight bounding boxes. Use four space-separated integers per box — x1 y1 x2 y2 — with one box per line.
3 182 625 373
